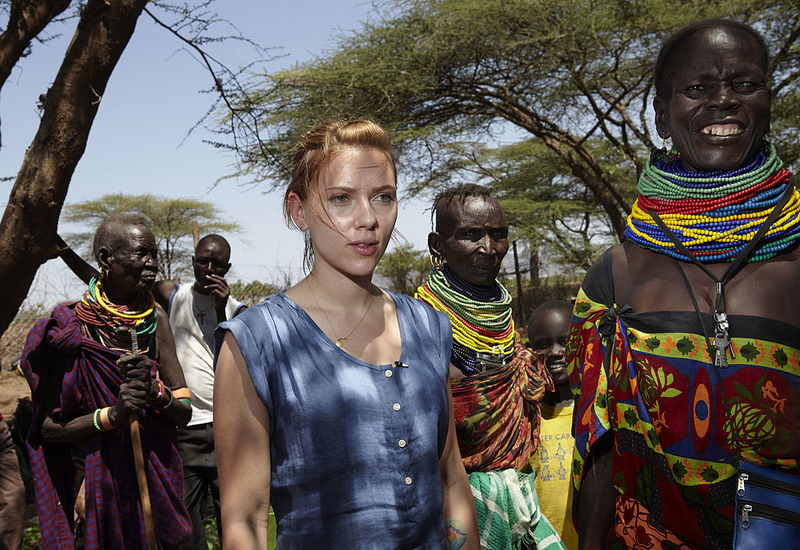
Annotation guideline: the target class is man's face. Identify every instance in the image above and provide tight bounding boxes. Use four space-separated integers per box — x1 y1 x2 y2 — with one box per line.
528 308 571 387
104 225 159 300
430 195 509 287
192 240 231 293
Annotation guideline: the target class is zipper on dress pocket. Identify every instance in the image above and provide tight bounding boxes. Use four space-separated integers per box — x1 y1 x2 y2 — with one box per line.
739 501 800 529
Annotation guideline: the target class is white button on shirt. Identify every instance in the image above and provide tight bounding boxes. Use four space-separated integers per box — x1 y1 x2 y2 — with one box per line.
405 476 412 485
393 403 401 411
384 369 393 378
398 439 406 448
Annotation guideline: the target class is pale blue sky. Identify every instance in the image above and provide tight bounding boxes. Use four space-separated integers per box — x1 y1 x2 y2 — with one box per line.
1 1 434 305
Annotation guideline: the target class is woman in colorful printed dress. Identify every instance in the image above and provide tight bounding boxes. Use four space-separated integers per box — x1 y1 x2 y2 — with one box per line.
567 20 800 550
213 119 478 550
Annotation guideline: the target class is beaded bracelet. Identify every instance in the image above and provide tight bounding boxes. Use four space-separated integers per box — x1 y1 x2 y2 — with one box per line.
153 385 174 410
92 409 105 432
150 379 165 403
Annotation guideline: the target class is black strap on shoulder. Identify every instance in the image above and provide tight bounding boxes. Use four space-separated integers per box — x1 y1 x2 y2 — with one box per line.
648 174 796 458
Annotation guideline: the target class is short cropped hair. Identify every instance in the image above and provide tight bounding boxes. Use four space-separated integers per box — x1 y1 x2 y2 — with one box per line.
196 234 231 258
92 215 150 264
528 300 573 327
431 184 494 231
654 19 769 100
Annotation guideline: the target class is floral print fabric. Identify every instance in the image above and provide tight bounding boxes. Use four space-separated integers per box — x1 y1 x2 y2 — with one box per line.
566 251 800 549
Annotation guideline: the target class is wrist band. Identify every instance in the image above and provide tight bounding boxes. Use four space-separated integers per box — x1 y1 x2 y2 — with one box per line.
99 407 116 431
172 387 191 400
173 387 192 408
92 409 105 432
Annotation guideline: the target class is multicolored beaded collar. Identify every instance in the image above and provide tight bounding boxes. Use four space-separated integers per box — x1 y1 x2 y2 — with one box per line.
625 143 800 263
75 276 157 352
416 265 515 376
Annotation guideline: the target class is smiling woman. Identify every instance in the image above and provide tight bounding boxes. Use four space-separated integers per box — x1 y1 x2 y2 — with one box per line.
567 19 800 550
653 23 771 173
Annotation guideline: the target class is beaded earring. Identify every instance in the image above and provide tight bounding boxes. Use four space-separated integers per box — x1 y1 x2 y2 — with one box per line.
651 146 678 165
430 254 444 271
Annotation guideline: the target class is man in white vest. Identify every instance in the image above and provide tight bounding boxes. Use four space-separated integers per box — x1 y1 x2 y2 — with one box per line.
153 235 246 550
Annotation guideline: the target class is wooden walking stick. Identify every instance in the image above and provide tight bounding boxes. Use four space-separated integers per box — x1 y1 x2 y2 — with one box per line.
129 328 158 550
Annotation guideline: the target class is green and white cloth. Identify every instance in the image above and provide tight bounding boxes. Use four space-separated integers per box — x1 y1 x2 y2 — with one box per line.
469 469 566 550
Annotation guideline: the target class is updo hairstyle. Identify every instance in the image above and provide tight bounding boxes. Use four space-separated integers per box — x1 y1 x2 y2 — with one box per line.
283 119 396 229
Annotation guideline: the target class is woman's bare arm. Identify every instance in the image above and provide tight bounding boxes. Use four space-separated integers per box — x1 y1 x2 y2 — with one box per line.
440 375 479 550
577 432 616 550
214 331 272 550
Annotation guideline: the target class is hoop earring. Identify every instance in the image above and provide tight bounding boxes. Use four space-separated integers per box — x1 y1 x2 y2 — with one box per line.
430 254 444 271
100 268 109 282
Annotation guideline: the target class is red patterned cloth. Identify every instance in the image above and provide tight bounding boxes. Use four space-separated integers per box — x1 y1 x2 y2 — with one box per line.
20 303 190 550
452 341 553 472
567 250 800 549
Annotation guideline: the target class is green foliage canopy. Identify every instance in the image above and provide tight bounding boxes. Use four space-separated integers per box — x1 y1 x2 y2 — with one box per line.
377 243 431 296
229 280 276 305
62 193 240 280
219 0 800 266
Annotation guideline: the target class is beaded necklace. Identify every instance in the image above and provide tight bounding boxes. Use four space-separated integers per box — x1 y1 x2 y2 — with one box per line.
625 143 800 263
416 265 515 375
75 277 157 353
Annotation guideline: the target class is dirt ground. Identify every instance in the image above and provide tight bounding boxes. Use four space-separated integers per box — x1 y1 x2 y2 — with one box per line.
0 367 31 419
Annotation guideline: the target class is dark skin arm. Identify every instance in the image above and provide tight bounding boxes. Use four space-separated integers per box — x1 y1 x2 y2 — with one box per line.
576 430 616 549
151 280 176 312
40 356 153 444
204 273 233 322
55 235 99 285
151 306 191 427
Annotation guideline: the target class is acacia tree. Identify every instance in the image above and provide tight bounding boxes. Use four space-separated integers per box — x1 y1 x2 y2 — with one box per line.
62 193 240 280
376 243 430 296
219 0 800 253
0 0 150 338
0 1 265 338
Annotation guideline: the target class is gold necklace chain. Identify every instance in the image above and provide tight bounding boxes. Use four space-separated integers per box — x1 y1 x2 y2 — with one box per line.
308 279 374 348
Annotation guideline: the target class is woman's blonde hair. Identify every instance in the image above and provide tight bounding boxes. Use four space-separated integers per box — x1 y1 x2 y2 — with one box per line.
283 119 397 270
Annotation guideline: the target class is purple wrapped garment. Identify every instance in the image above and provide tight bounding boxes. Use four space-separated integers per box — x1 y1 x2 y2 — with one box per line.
21 303 190 550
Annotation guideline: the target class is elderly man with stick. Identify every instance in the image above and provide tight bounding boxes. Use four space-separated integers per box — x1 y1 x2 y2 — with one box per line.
58 232 246 549
21 216 191 549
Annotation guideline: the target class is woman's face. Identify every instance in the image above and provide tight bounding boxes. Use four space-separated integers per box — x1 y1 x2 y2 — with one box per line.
104 225 159 300
293 146 397 280
654 27 771 173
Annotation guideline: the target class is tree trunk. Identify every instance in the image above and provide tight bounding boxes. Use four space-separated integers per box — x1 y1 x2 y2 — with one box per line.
0 0 73 147
0 0 149 338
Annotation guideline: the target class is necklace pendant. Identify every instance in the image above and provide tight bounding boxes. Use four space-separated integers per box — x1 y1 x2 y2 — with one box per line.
335 338 344 348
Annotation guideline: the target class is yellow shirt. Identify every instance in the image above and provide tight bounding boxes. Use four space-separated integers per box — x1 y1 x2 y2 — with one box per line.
530 402 579 550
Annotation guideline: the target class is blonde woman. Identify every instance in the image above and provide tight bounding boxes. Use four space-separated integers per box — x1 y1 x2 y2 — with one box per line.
214 120 478 550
